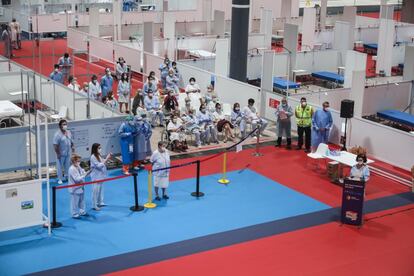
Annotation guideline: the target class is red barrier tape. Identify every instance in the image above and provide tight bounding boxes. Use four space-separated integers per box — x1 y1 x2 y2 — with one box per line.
56 174 131 190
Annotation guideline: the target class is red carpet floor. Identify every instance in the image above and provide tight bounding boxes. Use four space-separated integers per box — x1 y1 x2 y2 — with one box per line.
106 204 414 276
3 39 143 100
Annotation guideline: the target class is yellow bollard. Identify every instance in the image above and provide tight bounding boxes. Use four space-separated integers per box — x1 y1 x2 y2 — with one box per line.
144 170 157 208
218 152 230 184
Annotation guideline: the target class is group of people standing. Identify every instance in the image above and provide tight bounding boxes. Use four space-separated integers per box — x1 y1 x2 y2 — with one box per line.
274 97 332 153
1 18 22 59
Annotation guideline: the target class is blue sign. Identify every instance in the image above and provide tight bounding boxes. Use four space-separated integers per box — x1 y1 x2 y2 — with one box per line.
341 178 365 226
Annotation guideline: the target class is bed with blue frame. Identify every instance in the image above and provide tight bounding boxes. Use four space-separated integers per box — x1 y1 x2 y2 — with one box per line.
273 77 300 90
311 71 344 85
363 43 378 54
377 110 414 128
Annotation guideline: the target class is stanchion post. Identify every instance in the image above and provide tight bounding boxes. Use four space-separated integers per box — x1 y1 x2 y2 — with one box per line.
51 186 62 228
218 152 230 184
144 170 157 208
252 126 263 157
191 160 205 197
130 172 144 212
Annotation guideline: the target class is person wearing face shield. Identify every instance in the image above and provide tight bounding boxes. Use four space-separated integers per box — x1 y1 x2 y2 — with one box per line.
101 68 114 99
150 141 171 200
68 154 91 218
53 120 74 184
90 143 112 211
295 97 313 153
349 154 370 183
133 115 152 170
311 101 333 151
275 97 293 149
196 103 218 145
159 58 171 89
88 74 102 101
118 116 136 175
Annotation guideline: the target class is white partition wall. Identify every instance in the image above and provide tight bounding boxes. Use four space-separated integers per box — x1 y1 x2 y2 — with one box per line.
144 22 155 54
403 45 414 81
164 12 176 59
89 36 114 63
344 50 367 88
89 7 100 37
302 8 317 50
260 51 274 116
213 10 225 36
281 0 292 19
273 53 289 77
342 6 357 26
291 0 300 18
67 28 88 52
333 21 353 65
350 70 366 117
260 9 273 49
320 0 328 29
113 0 122 41
114 43 142 73
376 18 395 76
144 52 165 77
215 39 229 76
283 23 299 79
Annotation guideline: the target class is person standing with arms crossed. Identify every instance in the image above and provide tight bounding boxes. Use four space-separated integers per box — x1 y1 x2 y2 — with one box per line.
295 97 313 153
150 141 171 201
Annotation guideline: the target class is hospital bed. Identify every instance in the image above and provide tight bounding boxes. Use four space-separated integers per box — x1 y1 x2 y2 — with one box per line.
377 110 414 129
187 50 216 59
311 71 344 88
0 100 23 128
273 77 300 93
363 43 378 54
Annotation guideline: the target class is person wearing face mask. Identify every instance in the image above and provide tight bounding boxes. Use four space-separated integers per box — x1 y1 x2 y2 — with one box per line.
144 91 164 127
143 76 157 96
118 116 136 175
58 53 72 83
89 75 102 100
163 89 179 116
231 102 245 137
50 64 64 84
166 68 180 95
116 57 128 80
53 120 74 184
182 109 202 147
295 97 313 153
159 58 171 89
133 115 153 170
212 103 235 142
185 77 201 94
90 143 112 211
118 72 130 113
67 75 80 92
311 101 333 152
105 91 119 111
150 141 171 200
196 103 218 145
68 154 91 218
181 96 192 115
204 85 217 105
149 71 160 87
167 114 188 152
242 98 268 138
100 68 114 99
275 97 293 149
349 154 370 183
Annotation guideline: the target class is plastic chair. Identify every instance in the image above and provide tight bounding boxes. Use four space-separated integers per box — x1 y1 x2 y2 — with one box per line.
307 143 328 171
50 106 68 121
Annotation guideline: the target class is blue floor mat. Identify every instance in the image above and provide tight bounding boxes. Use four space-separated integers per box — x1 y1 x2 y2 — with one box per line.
0 169 329 275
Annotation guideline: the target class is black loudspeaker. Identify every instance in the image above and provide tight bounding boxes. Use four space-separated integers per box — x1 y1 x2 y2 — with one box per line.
1 0 11 5
340 99 354 118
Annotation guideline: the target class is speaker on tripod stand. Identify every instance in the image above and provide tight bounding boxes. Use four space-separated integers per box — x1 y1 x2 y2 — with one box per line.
340 99 354 151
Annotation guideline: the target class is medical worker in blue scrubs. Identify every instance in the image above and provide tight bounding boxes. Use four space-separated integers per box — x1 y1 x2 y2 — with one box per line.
311 101 333 152
53 119 74 184
118 116 135 175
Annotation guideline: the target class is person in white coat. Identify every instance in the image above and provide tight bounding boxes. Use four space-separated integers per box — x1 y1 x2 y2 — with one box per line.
68 154 91 218
116 57 128 80
90 143 112 211
117 72 130 113
88 74 102 101
150 141 171 201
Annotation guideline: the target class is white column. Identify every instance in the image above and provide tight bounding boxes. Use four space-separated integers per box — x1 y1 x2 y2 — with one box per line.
164 12 176 59
203 0 213 34
281 0 292 19
215 38 230 76
260 50 274 116
302 8 316 50
344 50 367 89
376 18 395 76
284 23 299 79
213 10 225 37
403 45 414 81
113 0 122 41
342 6 357 26
260 8 272 49
333 21 353 66
291 0 300 18
89 7 100 37
349 70 366 117
320 0 328 30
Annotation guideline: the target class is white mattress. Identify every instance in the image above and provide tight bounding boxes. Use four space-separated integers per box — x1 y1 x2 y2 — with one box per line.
188 50 216 58
0 101 23 119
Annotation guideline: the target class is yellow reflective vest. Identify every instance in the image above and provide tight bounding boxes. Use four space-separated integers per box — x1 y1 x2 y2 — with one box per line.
295 105 313 127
